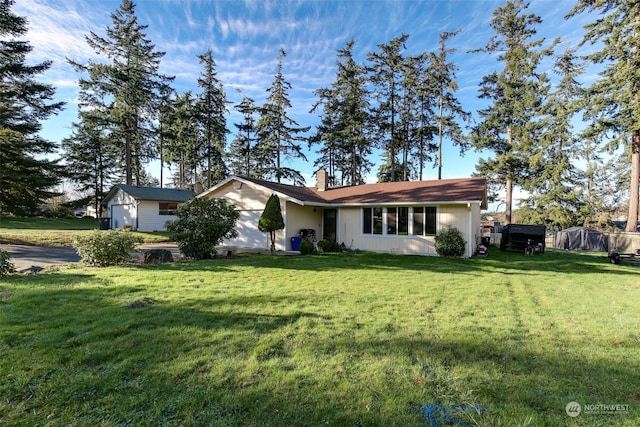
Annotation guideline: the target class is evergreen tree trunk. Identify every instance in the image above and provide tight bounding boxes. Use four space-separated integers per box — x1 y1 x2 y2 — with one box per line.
438 92 443 180
505 125 513 225
627 131 640 232
505 175 513 225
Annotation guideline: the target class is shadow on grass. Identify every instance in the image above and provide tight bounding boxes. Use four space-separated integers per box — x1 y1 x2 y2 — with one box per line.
2 276 638 426
132 249 640 278
275 331 639 425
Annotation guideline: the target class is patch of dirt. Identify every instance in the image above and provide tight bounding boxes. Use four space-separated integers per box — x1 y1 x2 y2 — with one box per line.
126 297 159 309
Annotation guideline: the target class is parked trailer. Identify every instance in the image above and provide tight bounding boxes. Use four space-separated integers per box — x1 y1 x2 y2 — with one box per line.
608 249 640 265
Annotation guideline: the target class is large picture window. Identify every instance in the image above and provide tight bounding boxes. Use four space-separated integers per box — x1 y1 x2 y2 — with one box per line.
362 206 420 236
159 202 178 215
413 206 436 235
363 207 383 235
387 207 409 235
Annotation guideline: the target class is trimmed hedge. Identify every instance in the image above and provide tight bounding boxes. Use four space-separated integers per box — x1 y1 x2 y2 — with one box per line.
73 230 142 266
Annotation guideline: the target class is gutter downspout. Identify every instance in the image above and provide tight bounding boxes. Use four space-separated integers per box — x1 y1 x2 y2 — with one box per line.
468 202 473 258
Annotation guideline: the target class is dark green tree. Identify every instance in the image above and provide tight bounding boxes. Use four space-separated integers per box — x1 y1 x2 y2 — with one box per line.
258 193 285 255
397 52 425 181
256 48 310 184
367 34 410 182
69 0 173 186
229 93 259 177
578 116 626 225
165 196 239 260
156 85 174 188
196 50 228 187
310 39 372 186
61 110 115 216
427 30 470 180
470 0 556 224
567 1 640 232
164 91 200 189
0 0 64 215
518 48 584 229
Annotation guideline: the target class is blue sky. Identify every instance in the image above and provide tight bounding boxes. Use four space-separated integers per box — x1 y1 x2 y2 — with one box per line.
14 0 595 191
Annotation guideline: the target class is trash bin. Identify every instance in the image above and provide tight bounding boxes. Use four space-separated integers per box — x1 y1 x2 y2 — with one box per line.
291 236 302 251
99 217 110 230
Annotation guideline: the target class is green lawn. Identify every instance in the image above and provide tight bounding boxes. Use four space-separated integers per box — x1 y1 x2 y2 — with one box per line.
0 216 171 246
1 250 638 426
0 216 99 230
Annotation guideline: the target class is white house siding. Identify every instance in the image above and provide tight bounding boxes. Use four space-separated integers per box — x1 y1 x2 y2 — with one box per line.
212 180 271 210
337 204 477 256
137 201 178 232
223 210 269 249
285 202 323 250
203 180 282 251
108 188 137 229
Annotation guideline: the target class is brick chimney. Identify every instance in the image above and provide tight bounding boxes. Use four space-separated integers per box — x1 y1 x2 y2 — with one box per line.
317 168 328 192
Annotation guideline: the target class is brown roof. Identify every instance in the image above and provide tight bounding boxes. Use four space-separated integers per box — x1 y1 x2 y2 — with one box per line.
317 178 487 207
239 176 487 208
240 177 329 204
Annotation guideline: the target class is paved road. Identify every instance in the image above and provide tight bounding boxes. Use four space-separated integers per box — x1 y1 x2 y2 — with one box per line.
1 243 181 272
1 244 80 271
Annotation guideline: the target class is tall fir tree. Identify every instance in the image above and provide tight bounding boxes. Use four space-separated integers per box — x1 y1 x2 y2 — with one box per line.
518 48 584 229
256 48 310 184
196 50 228 187
367 34 410 182
0 0 64 215
567 1 640 232
68 0 173 186
61 110 115 216
470 0 555 224
310 39 372 186
164 91 200 189
397 52 425 181
426 30 469 180
228 93 259 177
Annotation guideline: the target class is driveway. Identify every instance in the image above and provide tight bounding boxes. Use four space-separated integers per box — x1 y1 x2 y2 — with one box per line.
1 244 80 272
1 243 181 272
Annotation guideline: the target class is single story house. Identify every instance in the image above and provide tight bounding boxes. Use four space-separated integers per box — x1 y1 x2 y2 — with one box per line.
102 184 194 232
199 170 487 257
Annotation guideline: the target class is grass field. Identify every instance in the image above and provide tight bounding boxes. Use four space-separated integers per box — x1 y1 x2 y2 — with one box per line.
0 217 171 246
1 250 638 426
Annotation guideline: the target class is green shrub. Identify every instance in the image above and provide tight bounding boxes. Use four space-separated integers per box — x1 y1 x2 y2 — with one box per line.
166 197 239 260
0 249 16 276
73 230 142 266
435 227 466 257
317 240 342 253
299 240 315 255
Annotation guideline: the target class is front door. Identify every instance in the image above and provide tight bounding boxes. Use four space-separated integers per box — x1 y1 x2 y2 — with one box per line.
323 209 337 241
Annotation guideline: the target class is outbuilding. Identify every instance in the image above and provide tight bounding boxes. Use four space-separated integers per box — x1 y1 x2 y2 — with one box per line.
101 184 194 232
555 227 609 252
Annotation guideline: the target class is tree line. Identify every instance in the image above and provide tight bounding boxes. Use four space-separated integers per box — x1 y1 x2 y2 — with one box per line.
1 0 639 231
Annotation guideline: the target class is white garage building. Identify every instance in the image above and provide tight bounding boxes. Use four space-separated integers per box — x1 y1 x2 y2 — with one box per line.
102 184 194 232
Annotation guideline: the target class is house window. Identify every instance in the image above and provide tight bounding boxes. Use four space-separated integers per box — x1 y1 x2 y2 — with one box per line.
413 207 437 235
159 202 178 215
363 207 383 235
387 207 409 235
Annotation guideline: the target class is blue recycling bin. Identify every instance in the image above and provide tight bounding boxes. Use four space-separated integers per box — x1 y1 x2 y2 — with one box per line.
291 236 302 251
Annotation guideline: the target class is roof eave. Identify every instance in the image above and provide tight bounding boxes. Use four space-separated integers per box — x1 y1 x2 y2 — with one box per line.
200 176 307 206
308 200 486 208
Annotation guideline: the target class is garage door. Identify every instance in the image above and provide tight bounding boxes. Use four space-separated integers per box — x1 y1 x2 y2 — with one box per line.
111 205 134 230
224 210 268 249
